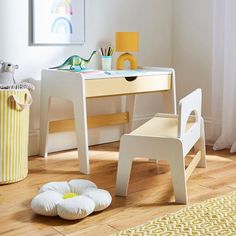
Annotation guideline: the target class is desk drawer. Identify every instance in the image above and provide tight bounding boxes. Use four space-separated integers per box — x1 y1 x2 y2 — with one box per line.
85 74 171 98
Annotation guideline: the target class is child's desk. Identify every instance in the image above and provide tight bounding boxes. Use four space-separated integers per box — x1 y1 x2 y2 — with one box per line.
39 67 176 174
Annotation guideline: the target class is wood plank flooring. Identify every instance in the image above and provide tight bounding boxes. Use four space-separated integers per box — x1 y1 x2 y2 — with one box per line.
0 143 235 236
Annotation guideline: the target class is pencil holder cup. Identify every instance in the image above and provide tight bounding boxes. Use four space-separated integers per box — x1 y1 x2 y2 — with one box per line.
101 56 112 71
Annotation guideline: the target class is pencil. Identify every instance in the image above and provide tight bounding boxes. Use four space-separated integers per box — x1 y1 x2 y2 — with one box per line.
110 48 113 56
99 48 102 56
108 46 111 56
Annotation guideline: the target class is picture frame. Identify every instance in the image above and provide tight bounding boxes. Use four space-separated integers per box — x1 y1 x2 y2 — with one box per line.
32 0 85 45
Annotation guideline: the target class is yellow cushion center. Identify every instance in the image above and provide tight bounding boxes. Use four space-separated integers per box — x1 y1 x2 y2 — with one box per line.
63 192 78 199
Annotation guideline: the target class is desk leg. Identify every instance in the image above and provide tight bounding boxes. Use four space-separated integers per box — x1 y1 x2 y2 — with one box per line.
124 95 136 134
39 95 51 157
162 91 177 114
73 99 90 175
162 72 177 114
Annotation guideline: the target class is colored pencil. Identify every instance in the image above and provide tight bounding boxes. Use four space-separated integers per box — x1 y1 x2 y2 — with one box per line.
99 48 102 56
110 48 114 56
100 47 114 56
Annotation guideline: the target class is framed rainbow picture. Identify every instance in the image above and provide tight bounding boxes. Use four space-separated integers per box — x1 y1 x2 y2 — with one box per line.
32 0 85 45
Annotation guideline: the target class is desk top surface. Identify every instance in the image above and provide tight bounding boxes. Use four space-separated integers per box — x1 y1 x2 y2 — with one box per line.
45 68 173 80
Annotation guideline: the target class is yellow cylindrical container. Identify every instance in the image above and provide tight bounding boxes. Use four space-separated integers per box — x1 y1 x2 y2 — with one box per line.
116 32 139 52
0 89 32 184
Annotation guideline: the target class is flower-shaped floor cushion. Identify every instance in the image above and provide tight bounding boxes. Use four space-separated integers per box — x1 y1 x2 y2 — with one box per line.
31 179 112 220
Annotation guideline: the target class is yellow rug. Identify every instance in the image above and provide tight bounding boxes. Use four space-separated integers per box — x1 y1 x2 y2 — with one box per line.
114 191 236 236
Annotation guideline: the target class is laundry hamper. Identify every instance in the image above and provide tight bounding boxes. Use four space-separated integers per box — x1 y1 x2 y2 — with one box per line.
0 89 32 184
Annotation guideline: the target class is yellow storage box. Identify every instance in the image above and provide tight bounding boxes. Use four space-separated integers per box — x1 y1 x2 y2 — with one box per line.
0 89 32 184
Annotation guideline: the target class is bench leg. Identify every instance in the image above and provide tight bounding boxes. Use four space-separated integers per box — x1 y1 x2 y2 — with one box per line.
116 138 133 196
195 118 206 168
169 152 188 204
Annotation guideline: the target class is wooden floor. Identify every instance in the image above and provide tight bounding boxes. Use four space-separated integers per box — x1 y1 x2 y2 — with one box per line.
0 143 236 236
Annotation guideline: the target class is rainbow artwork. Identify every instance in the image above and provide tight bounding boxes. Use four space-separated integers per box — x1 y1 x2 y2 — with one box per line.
51 17 73 34
51 0 73 34
33 0 84 44
51 0 73 15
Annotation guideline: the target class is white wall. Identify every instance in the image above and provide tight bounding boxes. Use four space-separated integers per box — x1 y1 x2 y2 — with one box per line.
172 0 213 140
0 0 173 155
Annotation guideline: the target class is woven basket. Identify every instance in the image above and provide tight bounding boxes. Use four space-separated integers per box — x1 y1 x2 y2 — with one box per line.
0 89 32 184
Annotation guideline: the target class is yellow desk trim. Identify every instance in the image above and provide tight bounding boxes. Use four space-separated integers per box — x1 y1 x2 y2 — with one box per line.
85 74 171 98
49 112 129 133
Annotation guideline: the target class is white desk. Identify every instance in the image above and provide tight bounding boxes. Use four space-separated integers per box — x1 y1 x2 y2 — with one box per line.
39 67 176 174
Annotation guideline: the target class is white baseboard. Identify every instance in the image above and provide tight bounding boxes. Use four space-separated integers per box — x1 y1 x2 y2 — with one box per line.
28 115 214 156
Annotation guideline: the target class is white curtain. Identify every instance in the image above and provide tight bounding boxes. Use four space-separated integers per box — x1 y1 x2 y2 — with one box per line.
211 0 236 153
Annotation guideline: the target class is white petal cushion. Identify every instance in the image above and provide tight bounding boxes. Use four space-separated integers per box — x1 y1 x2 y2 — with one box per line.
82 188 112 211
57 195 95 220
39 181 70 195
31 191 63 216
69 179 97 194
31 179 112 220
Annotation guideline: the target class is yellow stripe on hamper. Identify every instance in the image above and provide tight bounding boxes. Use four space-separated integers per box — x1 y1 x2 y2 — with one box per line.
0 90 30 184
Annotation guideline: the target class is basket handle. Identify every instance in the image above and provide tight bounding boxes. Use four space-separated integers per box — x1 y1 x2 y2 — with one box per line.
10 92 32 110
